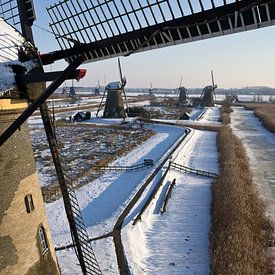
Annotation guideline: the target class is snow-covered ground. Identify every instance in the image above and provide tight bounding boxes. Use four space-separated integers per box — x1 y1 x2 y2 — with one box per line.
46 123 185 274
199 106 221 123
123 130 218 274
40 106 220 274
151 106 222 128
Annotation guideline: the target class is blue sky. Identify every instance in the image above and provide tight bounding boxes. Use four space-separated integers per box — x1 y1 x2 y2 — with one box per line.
32 0 275 89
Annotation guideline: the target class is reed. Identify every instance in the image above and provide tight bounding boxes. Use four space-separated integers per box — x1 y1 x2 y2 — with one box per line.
245 104 275 133
211 107 273 274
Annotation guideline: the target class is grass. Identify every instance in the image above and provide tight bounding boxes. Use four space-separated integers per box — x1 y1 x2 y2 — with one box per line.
40 127 155 202
211 108 273 274
245 103 275 133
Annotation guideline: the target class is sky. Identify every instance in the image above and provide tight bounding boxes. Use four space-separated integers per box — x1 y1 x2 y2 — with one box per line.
30 0 275 89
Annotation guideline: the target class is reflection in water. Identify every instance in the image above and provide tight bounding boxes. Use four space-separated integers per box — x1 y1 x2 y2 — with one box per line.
231 107 275 221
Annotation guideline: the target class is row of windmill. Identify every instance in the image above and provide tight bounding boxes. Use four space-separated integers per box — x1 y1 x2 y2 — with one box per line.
93 61 218 119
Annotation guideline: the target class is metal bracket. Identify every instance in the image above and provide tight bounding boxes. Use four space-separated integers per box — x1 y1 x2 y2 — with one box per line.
18 69 87 84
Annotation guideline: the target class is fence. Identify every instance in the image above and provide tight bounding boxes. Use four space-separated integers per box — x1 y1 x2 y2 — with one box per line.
90 160 154 172
170 162 219 178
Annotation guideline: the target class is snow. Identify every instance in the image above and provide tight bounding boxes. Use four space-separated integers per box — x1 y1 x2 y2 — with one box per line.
0 60 37 95
123 130 218 274
38 103 219 274
45 124 185 274
0 18 37 96
190 108 205 120
150 106 222 129
106 81 121 90
0 17 25 62
199 106 221 123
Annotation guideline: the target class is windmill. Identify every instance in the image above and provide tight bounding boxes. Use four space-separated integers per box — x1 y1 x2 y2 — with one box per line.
94 80 101 96
200 70 217 107
0 2 101 275
178 76 188 104
148 82 154 96
69 79 77 99
96 58 128 118
62 82 67 95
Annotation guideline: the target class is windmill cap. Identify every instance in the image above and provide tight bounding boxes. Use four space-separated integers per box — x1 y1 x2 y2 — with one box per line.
203 85 216 91
106 81 122 90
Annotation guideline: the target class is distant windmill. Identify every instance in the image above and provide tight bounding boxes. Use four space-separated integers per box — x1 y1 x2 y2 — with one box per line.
69 79 76 98
94 80 101 96
62 82 67 95
148 82 154 96
178 76 188 103
96 58 128 118
200 70 217 107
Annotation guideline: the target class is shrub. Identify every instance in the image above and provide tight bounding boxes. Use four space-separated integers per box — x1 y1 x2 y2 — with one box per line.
127 106 151 118
220 102 232 125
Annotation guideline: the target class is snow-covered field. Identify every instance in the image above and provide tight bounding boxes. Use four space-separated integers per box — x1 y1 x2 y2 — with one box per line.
41 107 220 274
46 123 185 274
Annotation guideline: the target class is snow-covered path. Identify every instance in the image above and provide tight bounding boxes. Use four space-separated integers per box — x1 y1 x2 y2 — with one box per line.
124 130 218 274
199 106 221 123
144 173 212 274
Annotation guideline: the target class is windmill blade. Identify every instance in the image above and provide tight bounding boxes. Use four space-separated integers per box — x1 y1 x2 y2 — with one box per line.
200 89 204 99
118 58 123 84
118 58 128 114
211 70 215 87
122 76 127 87
178 76 183 88
96 87 107 117
211 70 217 101
122 87 129 115
118 58 127 87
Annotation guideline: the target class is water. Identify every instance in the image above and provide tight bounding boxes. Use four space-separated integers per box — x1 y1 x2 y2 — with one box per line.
231 107 275 221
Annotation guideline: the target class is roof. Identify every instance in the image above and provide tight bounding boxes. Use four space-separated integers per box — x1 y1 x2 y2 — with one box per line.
0 18 37 97
106 81 121 90
0 17 24 63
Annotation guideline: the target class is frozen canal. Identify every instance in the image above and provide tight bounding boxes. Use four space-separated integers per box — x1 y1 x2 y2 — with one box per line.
231 107 275 222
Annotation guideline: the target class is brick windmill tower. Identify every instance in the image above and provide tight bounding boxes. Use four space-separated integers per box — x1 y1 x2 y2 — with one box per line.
0 4 60 275
178 77 188 104
0 1 101 275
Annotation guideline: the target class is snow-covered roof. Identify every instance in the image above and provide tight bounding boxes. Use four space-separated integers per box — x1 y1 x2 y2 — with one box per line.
0 17 37 97
106 81 121 90
0 17 25 63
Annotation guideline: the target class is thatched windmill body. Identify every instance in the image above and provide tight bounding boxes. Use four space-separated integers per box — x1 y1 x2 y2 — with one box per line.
96 58 128 118
103 81 125 118
200 70 217 107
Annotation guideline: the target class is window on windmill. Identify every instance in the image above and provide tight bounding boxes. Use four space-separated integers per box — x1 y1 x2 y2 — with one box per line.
38 226 48 255
24 194 34 213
